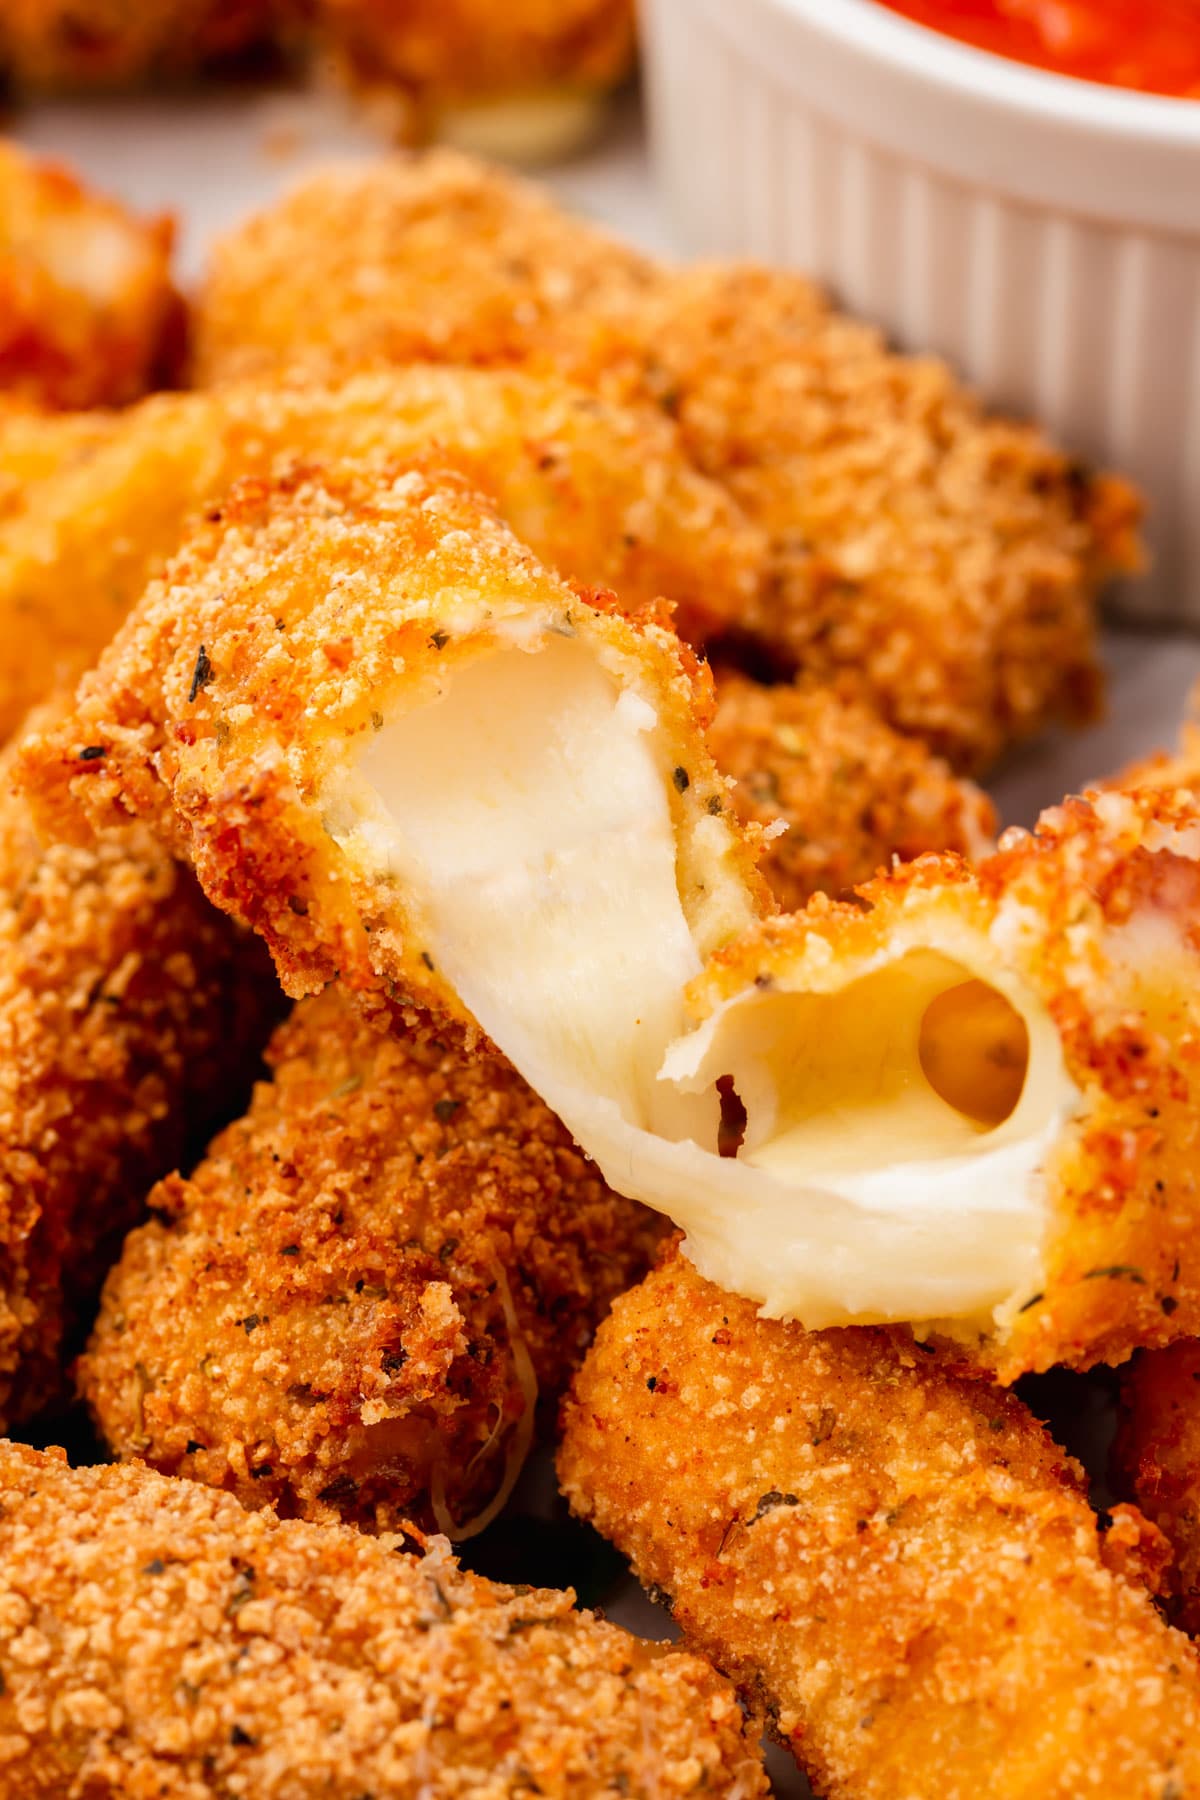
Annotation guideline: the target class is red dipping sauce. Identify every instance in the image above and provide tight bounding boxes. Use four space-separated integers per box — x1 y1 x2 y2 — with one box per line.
875 1 1200 99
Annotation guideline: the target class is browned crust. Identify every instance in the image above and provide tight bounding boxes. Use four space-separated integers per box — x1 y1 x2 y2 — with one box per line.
0 0 277 89
708 669 996 907
559 1249 1200 1800
0 705 281 1428
80 984 664 1536
0 1441 768 1795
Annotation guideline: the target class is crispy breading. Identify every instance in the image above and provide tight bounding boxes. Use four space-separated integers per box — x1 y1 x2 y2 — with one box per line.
625 265 1139 771
194 152 1140 770
0 364 762 743
0 1442 769 1798
20 459 763 1030
676 785 1200 1370
0 0 276 89
708 670 996 908
1115 1339 1200 1637
0 140 180 409
193 151 655 388
0 706 280 1430
80 984 663 1539
558 1249 1200 1800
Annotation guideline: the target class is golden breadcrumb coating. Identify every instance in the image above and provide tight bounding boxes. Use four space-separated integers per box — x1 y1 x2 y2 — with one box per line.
0 707 280 1430
685 785 1200 1373
315 0 635 100
193 151 655 388
0 1442 768 1798
0 364 761 744
622 264 1139 771
21 459 764 1031
559 1249 1200 1800
0 398 116 521
194 152 1140 770
1116 1339 1200 1637
708 670 996 908
0 140 180 409
81 984 662 1539
0 0 276 89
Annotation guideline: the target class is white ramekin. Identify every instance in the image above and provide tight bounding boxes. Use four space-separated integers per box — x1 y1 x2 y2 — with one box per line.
641 0 1200 625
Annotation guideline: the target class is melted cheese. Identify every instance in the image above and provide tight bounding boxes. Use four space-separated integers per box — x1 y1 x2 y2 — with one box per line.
344 630 1083 1332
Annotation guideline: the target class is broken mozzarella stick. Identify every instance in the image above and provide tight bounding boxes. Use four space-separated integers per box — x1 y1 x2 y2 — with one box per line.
20 460 766 1151
558 1251 1200 1800
0 1442 768 1799
664 785 1200 1376
80 983 663 1539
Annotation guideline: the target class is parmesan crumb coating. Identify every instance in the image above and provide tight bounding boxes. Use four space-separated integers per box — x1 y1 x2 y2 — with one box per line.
194 152 1140 770
0 709 280 1430
80 984 663 1540
312 0 636 116
0 140 180 409
0 0 277 90
559 1250 1200 1800
709 670 996 908
0 1442 769 1798
0 364 761 744
688 785 1200 1374
20 459 764 1032
1116 1340 1200 1637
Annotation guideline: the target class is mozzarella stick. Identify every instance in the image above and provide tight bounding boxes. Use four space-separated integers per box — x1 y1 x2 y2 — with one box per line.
0 364 761 742
0 708 279 1430
1115 1339 1200 1636
0 139 180 409
558 1250 1200 1800
660 784 1200 1374
0 0 276 90
195 152 1140 770
80 984 662 1540
312 0 636 162
709 670 996 907
0 1441 768 1798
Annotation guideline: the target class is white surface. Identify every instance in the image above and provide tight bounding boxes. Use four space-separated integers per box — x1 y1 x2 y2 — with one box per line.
11 88 1200 1800
642 0 1200 624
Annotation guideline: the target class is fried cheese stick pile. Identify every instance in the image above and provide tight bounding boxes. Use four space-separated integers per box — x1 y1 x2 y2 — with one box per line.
0 707 279 1430
0 363 760 742
1115 1340 1200 1638
23 458 1198 1376
0 0 277 90
0 140 180 409
558 1250 1200 1800
710 670 996 907
0 1441 769 1798
194 152 1141 771
80 984 662 1540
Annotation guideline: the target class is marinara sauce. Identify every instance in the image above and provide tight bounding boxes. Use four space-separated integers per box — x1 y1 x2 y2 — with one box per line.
875 1 1200 99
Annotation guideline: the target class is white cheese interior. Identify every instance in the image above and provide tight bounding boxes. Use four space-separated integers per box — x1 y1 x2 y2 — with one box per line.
348 634 1081 1331
357 636 715 1146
